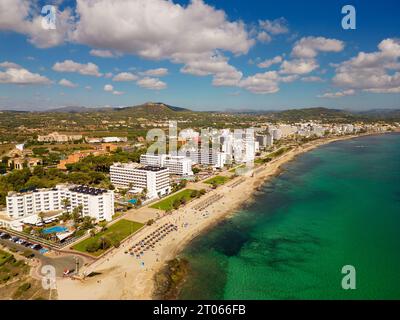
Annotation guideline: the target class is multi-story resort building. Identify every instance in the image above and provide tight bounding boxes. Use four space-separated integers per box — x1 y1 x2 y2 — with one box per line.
110 163 171 199
37 132 83 143
256 133 274 148
178 148 227 168
1 185 114 231
140 154 193 176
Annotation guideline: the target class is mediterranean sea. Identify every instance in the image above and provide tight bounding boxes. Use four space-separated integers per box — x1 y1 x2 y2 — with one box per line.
178 133 400 299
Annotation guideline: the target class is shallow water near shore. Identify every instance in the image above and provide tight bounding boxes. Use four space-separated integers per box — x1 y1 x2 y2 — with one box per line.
178 133 400 299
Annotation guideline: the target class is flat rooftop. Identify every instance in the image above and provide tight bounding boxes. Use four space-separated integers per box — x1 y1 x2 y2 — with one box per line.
139 166 168 172
69 185 108 195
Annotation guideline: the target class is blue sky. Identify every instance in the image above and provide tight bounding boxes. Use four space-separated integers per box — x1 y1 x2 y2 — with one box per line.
0 0 399 111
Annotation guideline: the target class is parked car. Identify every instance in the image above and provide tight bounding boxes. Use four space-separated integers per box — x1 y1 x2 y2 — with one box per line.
23 242 32 247
0 232 10 239
16 239 26 245
11 236 19 242
1 233 10 239
31 244 42 251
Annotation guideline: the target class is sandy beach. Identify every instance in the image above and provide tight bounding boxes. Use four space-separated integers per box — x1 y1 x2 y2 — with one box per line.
55 134 371 300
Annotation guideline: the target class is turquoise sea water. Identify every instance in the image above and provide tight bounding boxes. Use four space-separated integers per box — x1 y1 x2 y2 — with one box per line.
178 133 400 299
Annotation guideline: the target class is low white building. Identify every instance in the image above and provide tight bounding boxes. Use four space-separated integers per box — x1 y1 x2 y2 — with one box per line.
140 154 193 176
110 163 171 199
4 185 114 229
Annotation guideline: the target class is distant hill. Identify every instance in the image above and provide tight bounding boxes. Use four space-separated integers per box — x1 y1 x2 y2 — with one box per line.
46 106 112 113
263 107 356 122
113 102 191 115
356 108 400 120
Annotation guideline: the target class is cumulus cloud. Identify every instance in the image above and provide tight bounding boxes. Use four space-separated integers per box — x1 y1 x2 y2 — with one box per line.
53 60 102 77
256 18 289 45
257 56 282 68
0 0 73 48
1 0 256 91
0 61 22 69
332 39 400 94
257 31 272 44
237 71 297 94
275 36 344 77
104 84 114 92
103 84 124 94
292 36 344 59
137 77 167 90
180 53 243 87
259 17 289 35
58 78 78 87
71 0 253 89
301 76 324 82
318 89 355 98
140 68 169 77
112 72 138 82
90 49 119 58
0 63 51 85
280 59 319 75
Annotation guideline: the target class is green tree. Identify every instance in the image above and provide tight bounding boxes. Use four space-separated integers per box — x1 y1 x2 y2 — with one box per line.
61 198 71 213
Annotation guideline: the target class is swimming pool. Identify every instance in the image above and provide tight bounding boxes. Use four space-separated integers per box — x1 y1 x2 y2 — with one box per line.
42 226 68 234
128 199 137 204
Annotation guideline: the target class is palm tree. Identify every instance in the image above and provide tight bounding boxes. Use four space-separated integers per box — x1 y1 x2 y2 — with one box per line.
72 204 83 222
38 211 45 223
61 198 71 214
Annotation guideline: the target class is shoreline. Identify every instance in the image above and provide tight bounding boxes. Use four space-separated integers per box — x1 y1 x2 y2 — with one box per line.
55 132 396 300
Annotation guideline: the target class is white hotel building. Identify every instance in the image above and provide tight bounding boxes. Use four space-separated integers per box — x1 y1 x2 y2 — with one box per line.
110 163 171 199
140 154 193 176
4 185 114 227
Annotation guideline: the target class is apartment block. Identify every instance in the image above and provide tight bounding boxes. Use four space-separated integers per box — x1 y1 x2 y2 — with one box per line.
6 185 114 222
110 163 171 199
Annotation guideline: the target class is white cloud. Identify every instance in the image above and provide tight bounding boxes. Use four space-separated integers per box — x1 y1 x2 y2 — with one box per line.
90 49 118 58
113 72 138 82
301 76 324 82
292 36 344 59
259 18 289 35
237 71 297 94
140 68 169 77
0 63 51 85
318 89 355 98
103 84 123 94
280 59 319 75
104 84 114 92
1 0 255 91
72 0 253 59
257 56 282 68
59 78 78 88
0 0 73 48
137 77 167 90
0 61 22 69
238 71 280 94
257 31 272 44
53 60 102 77
180 53 243 87
332 39 400 94
71 0 253 88
364 87 400 93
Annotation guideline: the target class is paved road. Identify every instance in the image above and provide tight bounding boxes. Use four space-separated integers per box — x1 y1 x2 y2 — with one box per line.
0 238 84 277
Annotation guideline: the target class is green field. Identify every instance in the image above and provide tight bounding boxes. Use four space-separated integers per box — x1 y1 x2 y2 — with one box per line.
150 189 195 211
204 175 230 186
72 219 144 256
0 250 13 266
